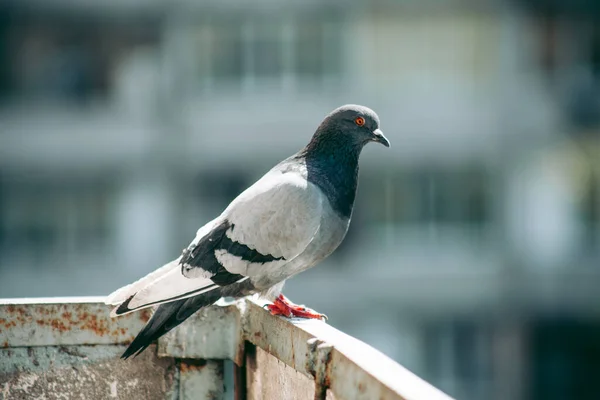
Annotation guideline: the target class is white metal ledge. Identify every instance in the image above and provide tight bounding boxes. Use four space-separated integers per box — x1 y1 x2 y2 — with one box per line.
0 297 454 400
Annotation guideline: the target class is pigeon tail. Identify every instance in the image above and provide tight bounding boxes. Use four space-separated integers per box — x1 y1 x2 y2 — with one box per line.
121 289 222 359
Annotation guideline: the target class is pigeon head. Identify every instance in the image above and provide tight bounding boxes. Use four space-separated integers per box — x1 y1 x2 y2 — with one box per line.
299 104 389 218
309 104 390 152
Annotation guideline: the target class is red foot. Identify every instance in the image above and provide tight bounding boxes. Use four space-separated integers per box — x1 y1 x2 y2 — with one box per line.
266 294 327 320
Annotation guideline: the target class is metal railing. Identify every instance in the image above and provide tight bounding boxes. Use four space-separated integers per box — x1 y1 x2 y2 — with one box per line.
0 297 454 400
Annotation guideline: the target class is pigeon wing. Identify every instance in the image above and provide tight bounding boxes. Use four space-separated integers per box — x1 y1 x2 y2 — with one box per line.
182 169 324 281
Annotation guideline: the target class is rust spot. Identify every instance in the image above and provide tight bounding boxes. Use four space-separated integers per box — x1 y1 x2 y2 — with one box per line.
5 305 34 326
2 303 148 341
139 309 152 323
2 319 17 329
179 359 207 373
16 306 114 335
34 306 51 316
50 319 69 332
79 313 110 336
253 332 262 339
109 327 129 338
2 341 8 348
358 382 366 393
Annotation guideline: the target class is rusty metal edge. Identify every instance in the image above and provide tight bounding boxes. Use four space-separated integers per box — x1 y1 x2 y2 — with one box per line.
0 296 152 348
242 298 455 400
0 296 454 400
0 296 107 305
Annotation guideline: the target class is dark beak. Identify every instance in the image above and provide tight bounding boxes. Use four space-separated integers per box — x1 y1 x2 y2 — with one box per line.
372 128 390 148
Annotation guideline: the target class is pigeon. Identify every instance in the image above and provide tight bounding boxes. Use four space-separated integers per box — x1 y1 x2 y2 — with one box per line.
106 104 390 359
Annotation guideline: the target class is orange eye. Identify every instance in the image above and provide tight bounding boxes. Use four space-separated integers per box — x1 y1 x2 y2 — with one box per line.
355 117 365 126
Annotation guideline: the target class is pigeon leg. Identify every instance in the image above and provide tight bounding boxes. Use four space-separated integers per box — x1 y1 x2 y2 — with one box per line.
266 294 327 320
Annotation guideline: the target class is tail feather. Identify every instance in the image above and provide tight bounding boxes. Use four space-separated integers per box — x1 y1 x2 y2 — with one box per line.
110 282 219 318
105 259 180 305
121 289 222 359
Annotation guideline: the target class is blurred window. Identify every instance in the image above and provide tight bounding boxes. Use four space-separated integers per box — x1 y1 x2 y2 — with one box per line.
362 166 491 227
578 168 600 252
533 14 600 131
0 177 113 265
194 15 342 90
210 20 244 82
423 321 493 400
0 11 159 102
252 23 284 78
193 170 250 208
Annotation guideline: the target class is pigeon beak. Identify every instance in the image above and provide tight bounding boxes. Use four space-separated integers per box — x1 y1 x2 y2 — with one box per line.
372 129 390 148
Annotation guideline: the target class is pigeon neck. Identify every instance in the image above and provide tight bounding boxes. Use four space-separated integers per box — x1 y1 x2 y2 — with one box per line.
301 133 362 219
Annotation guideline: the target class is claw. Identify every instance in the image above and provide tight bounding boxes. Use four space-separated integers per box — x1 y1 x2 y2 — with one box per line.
266 294 327 321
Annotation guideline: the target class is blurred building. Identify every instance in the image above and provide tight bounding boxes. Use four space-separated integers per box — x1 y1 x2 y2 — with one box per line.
1 0 599 399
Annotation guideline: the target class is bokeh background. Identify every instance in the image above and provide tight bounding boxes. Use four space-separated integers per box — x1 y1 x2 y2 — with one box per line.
1 0 600 399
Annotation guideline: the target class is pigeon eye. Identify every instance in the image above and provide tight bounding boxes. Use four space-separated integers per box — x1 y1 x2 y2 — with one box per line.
354 117 365 127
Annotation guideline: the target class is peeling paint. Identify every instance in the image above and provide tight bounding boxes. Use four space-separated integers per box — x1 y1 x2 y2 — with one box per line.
178 360 224 400
0 345 176 400
2 381 9 400
12 373 38 393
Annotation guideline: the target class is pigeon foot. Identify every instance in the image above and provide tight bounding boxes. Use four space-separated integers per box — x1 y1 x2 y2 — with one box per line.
266 294 327 320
